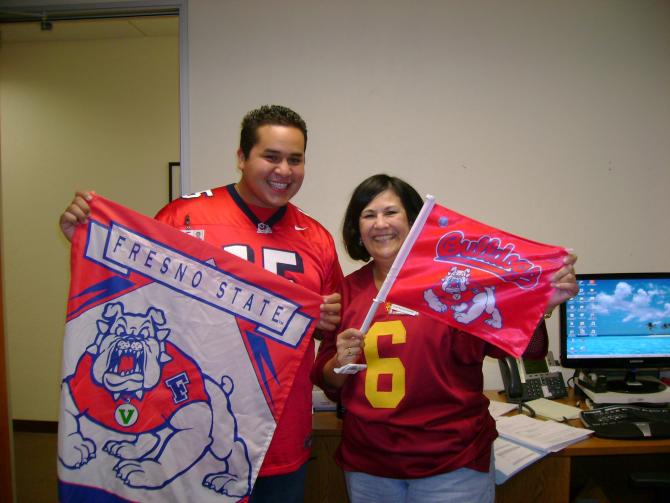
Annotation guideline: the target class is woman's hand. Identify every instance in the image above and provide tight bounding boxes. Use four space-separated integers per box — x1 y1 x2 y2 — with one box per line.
546 252 579 312
335 328 365 367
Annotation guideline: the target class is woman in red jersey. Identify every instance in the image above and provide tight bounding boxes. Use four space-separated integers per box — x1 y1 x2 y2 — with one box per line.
312 174 578 503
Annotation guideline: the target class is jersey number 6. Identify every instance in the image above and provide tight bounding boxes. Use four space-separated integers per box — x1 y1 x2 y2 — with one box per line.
364 320 406 408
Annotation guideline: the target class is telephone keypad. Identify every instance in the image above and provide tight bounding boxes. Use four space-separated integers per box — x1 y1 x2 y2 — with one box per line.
523 373 567 401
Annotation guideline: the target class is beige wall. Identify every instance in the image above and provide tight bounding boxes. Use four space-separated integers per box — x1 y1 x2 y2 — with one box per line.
1 0 669 415
0 19 179 420
185 0 670 388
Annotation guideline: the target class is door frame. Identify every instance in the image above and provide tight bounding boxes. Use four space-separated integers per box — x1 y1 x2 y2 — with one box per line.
0 2 189 500
0 0 190 192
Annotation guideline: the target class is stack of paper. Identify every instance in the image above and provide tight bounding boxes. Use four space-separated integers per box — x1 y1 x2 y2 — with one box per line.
488 400 518 418
312 387 337 412
497 414 592 451
494 414 592 484
493 437 544 484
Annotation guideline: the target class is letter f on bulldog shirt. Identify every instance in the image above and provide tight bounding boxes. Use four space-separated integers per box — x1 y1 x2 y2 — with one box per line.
58 195 322 503
386 202 567 357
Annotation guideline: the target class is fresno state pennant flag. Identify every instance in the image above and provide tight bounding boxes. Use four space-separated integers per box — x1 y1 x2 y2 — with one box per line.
58 195 322 503
386 203 567 357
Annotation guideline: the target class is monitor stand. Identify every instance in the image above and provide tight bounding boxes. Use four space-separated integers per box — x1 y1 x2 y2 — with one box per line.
605 371 666 394
576 370 670 404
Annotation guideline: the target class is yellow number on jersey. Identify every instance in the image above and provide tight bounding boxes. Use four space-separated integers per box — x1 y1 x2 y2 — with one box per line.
364 320 406 408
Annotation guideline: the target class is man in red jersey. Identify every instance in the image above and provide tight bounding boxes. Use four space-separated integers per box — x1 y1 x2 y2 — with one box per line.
60 105 343 503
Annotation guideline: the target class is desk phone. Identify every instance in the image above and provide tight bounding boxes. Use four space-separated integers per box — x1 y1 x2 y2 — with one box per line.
499 356 568 403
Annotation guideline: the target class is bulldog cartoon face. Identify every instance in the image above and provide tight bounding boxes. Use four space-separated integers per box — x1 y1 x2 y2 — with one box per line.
441 266 471 299
89 302 172 398
424 266 503 329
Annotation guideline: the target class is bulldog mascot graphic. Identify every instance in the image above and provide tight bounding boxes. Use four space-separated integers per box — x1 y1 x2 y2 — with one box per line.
59 301 252 497
423 266 503 329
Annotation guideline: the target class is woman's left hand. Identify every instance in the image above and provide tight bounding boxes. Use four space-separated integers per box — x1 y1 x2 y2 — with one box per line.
546 252 579 312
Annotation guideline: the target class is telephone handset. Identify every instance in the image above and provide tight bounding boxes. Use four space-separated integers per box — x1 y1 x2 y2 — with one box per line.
498 356 567 403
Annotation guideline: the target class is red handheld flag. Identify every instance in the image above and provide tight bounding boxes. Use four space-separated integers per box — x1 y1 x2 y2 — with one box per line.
386 202 566 356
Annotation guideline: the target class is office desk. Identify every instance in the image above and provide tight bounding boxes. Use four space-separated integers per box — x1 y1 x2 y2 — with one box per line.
306 390 670 503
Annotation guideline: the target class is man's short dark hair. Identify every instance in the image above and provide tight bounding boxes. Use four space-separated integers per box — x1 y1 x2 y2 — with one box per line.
239 105 307 158
343 174 424 262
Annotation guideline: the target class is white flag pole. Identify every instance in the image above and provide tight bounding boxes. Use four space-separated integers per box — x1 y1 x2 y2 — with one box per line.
335 195 435 374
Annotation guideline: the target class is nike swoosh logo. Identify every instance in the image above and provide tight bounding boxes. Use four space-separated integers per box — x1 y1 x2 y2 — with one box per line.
294 225 308 231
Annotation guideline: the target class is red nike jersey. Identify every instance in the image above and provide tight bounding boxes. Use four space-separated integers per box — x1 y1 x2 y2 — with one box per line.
155 184 343 476
313 262 509 478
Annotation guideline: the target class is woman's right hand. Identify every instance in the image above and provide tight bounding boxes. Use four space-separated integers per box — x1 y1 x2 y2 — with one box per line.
59 190 95 242
335 328 365 367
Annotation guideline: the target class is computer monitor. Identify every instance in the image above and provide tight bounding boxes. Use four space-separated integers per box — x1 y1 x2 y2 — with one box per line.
559 272 670 393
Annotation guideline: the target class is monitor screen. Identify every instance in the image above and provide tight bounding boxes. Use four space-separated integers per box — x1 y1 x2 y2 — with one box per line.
559 273 670 375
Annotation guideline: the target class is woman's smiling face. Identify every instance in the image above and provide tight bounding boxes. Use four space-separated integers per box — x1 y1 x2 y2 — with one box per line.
358 189 410 268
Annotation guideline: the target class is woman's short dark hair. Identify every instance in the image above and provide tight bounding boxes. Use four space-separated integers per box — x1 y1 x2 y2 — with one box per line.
343 174 424 262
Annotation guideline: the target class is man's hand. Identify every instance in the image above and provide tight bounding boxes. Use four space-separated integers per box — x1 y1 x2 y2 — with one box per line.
60 190 95 243
317 293 341 332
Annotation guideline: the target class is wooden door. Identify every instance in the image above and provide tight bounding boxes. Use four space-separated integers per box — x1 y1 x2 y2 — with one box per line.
0 254 14 501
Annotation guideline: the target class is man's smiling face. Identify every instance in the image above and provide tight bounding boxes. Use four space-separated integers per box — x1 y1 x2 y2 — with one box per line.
236 124 305 208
